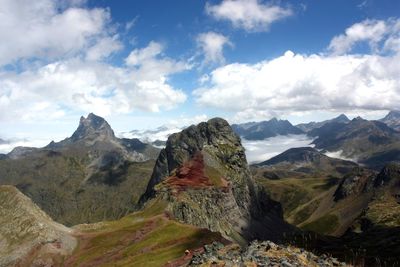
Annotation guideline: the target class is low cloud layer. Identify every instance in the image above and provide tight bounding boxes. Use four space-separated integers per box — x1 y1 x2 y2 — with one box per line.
241 134 314 164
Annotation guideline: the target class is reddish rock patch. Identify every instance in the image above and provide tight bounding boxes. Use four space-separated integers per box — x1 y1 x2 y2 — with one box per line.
165 152 213 191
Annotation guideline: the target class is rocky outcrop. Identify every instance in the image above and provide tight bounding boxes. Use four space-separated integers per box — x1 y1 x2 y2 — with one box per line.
333 168 377 201
189 240 348 267
0 185 76 266
141 118 291 243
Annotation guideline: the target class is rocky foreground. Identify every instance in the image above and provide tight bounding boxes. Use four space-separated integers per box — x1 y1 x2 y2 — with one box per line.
190 241 348 267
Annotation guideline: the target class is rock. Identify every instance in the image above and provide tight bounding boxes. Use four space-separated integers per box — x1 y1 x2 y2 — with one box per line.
140 118 291 243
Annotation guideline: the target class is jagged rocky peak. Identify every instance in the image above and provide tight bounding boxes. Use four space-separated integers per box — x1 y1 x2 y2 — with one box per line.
141 117 289 243
71 113 115 141
143 117 248 199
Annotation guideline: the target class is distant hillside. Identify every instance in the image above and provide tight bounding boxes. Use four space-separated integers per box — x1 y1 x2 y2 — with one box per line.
310 117 400 168
253 147 358 225
0 113 160 226
380 110 400 131
232 118 304 140
296 114 350 132
0 185 76 266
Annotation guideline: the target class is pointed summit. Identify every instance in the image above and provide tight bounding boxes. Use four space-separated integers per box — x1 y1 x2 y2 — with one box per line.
336 114 350 122
70 113 115 141
380 110 400 131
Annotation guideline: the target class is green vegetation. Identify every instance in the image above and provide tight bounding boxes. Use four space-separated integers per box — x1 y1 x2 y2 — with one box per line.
302 214 339 235
256 176 338 221
0 151 155 226
67 198 223 267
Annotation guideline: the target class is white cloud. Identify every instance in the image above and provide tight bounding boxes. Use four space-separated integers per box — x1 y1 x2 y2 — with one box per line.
126 41 164 66
196 32 232 65
86 35 123 61
206 0 293 32
328 18 400 55
194 50 400 121
0 41 189 122
241 135 314 163
0 0 117 66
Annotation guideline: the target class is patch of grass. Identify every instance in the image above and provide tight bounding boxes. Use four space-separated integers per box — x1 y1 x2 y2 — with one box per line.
68 197 222 267
302 214 339 235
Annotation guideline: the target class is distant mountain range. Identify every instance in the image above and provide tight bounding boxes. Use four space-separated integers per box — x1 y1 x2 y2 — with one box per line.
310 117 400 168
2 114 400 265
0 113 160 226
120 125 183 146
379 110 400 131
296 114 350 132
232 118 304 140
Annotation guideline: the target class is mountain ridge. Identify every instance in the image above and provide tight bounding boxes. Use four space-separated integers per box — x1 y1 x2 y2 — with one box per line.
232 118 304 140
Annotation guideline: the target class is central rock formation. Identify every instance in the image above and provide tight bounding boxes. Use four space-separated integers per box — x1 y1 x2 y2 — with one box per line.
141 118 290 243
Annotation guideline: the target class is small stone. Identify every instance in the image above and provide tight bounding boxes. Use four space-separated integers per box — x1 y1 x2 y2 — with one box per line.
280 260 293 267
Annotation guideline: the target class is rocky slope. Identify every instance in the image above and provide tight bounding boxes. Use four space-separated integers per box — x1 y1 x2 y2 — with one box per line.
380 110 400 131
0 113 159 226
190 240 348 267
296 114 350 133
141 118 293 244
0 185 76 267
232 118 304 140
309 117 400 168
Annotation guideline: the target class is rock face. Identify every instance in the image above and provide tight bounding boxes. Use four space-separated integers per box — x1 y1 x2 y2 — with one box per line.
333 167 377 201
232 118 304 140
70 113 115 142
0 185 76 267
142 118 290 243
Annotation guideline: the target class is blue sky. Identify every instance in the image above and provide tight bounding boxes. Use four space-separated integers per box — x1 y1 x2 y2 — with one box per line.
0 0 399 150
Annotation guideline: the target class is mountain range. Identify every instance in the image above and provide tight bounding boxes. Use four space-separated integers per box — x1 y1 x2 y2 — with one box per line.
379 110 400 131
1 112 400 266
296 114 350 132
232 118 304 140
0 113 160 226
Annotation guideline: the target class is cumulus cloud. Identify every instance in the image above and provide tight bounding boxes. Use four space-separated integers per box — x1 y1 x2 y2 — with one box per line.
0 0 119 66
86 35 123 61
194 50 400 120
0 41 188 121
206 0 293 32
194 18 400 122
328 18 400 55
196 32 232 65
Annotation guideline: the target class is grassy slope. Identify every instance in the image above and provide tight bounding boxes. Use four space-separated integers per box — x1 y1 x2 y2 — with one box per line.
256 175 339 223
65 198 224 267
0 151 155 226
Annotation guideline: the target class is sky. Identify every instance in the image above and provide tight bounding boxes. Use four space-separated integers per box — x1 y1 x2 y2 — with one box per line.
0 0 400 149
